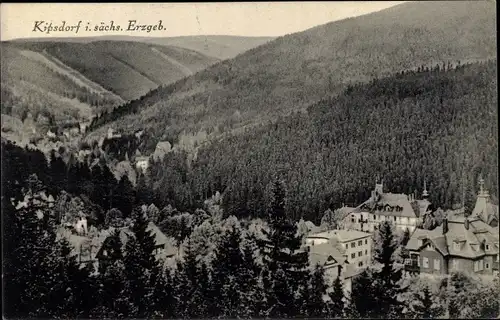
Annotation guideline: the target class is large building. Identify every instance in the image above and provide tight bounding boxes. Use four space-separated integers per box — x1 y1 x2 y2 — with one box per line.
305 229 372 268
471 176 499 227
340 180 431 233
405 215 499 276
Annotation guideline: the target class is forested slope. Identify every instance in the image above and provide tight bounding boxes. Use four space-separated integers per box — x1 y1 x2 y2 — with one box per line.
87 1 496 148
146 61 498 223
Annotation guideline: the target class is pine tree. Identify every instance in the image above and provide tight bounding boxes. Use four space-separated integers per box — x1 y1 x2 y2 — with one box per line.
349 268 377 318
328 276 345 318
211 224 246 318
115 175 135 217
372 221 407 318
302 264 328 318
240 234 263 317
123 211 159 318
261 177 310 318
152 268 176 319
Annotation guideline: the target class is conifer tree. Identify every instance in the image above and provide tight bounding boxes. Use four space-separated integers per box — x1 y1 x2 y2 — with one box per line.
372 220 407 318
211 224 246 318
328 276 345 318
240 234 264 317
349 268 377 318
302 264 328 318
123 211 159 318
261 177 310 318
152 268 176 319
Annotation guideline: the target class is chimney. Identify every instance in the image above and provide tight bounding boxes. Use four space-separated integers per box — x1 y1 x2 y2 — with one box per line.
442 218 448 234
464 218 469 230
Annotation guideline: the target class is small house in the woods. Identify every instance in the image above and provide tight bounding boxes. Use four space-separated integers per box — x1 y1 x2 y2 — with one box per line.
135 156 149 173
405 215 499 276
56 227 96 267
471 176 499 227
95 222 176 270
305 229 372 268
340 180 432 233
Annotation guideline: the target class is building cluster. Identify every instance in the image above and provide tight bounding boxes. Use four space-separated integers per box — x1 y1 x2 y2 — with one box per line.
303 176 499 292
56 218 177 272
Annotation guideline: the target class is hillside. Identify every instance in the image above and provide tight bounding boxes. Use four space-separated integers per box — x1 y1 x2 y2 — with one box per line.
0 40 219 144
147 60 498 223
3 40 219 100
87 1 496 148
11 35 275 61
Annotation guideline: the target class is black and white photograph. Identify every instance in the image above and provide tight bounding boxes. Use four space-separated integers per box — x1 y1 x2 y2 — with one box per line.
1 1 498 319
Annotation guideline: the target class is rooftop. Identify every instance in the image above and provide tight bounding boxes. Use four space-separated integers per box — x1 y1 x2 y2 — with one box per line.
406 216 499 259
307 229 371 242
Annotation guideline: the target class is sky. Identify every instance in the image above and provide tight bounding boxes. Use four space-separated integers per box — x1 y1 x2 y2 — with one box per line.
1 2 405 41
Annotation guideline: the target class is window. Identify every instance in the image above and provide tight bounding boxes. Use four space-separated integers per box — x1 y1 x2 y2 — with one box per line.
365 239 368 245
474 260 484 272
351 253 355 259
423 257 429 268
486 244 490 250
486 263 490 269
345 244 349 249
365 250 368 255
394 216 397 222
434 259 440 271
351 242 356 248
358 261 363 267
358 240 363 246
372 214 375 220
358 251 362 257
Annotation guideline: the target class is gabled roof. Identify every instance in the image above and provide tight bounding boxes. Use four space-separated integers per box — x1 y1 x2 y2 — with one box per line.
94 222 176 259
406 216 499 259
472 193 499 226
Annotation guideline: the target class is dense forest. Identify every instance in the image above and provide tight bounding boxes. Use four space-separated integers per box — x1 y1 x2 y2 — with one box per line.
137 61 497 223
85 1 496 144
2 148 499 319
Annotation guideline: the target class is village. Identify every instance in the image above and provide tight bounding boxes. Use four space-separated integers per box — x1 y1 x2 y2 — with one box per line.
51 170 499 295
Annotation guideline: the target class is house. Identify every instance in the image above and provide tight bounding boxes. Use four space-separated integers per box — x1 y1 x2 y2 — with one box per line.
471 176 499 227
107 127 122 139
95 222 176 271
304 238 364 295
405 215 499 276
135 156 149 173
47 129 56 139
340 180 431 233
306 229 372 268
56 227 96 267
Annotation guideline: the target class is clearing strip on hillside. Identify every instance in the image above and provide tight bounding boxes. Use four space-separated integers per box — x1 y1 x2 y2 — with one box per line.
19 49 124 102
151 47 194 77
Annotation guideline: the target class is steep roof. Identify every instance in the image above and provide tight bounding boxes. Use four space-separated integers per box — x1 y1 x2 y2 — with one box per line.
94 222 176 259
471 192 499 226
406 216 499 259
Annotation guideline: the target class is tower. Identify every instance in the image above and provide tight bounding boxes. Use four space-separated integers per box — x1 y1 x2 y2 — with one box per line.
422 180 429 199
375 176 384 194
